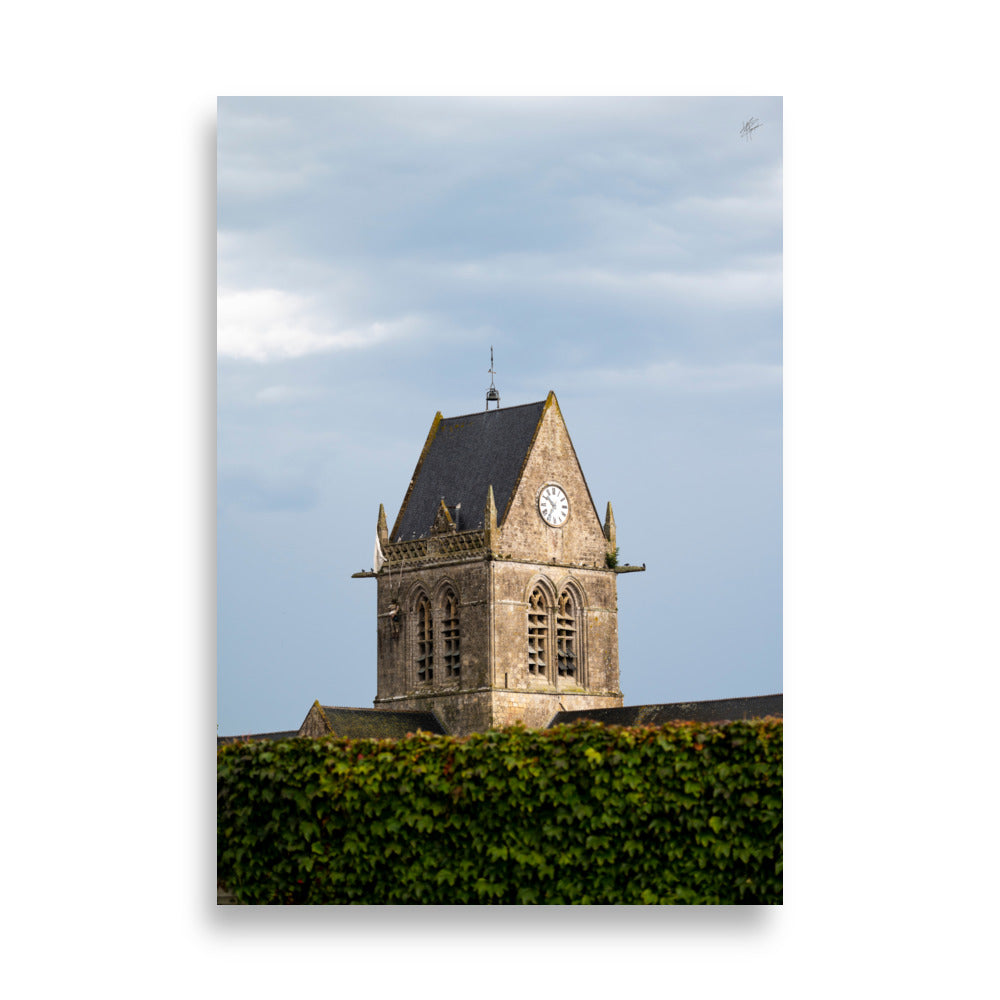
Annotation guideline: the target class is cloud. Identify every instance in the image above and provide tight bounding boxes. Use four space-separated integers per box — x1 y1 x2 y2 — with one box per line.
673 166 782 230
221 162 325 200
577 262 782 309
255 385 317 404
416 254 781 311
584 360 781 393
217 287 415 362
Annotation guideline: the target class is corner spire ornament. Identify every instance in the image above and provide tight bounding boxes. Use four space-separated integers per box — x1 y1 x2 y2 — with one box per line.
485 346 500 410
484 483 499 555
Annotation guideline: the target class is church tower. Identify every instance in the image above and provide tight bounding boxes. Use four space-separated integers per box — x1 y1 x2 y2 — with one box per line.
356 391 641 735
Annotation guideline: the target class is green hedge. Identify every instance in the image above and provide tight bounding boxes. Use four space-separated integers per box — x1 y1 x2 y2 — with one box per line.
217 719 782 904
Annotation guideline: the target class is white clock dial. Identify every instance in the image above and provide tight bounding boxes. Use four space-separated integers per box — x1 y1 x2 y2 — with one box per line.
538 484 569 526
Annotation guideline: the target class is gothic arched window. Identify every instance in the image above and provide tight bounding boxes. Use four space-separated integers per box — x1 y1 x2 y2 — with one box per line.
416 594 434 682
528 587 548 676
557 591 577 678
442 589 460 678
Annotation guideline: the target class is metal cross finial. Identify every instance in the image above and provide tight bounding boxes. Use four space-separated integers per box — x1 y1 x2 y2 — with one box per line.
486 346 500 410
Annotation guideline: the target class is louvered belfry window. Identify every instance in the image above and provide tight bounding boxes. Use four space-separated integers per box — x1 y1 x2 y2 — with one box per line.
416 595 434 682
443 589 460 678
557 591 577 678
528 587 548 675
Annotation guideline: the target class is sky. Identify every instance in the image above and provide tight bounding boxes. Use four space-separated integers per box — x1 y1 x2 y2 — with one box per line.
218 96 782 735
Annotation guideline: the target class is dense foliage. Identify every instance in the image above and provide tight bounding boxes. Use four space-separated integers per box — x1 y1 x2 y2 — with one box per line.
217 720 782 904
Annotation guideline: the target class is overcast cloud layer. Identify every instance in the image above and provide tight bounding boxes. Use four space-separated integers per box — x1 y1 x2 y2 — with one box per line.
218 97 782 735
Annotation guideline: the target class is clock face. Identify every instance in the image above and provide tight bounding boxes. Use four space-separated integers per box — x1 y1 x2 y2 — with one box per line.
538 484 569 526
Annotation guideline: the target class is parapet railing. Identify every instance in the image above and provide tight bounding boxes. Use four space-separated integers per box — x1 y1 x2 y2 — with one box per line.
386 529 488 566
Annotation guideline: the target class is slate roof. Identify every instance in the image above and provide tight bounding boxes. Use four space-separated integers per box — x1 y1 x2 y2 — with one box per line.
391 399 547 540
216 730 300 746
311 706 446 738
548 694 783 728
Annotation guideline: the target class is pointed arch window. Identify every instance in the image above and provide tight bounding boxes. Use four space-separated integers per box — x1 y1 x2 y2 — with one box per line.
528 587 548 675
442 589 460 678
416 594 434 682
556 591 577 678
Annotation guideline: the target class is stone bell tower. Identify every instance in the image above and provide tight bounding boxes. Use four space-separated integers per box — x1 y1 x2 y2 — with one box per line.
354 391 643 736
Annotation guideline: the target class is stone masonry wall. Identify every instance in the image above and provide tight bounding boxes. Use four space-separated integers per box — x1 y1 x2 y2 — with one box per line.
369 395 627 737
490 561 619 695
372 556 622 735
497 397 610 567
375 560 490 702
